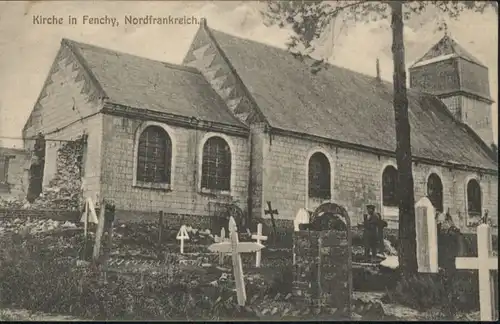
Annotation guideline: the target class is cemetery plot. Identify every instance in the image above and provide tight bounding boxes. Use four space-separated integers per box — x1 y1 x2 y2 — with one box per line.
1 198 497 321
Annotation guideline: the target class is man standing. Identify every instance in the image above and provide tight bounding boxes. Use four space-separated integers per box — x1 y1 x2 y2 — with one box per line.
363 205 387 260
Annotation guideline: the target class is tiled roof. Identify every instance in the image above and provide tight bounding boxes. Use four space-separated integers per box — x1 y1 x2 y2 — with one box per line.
206 29 497 170
63 39 247 129
411 35 485 67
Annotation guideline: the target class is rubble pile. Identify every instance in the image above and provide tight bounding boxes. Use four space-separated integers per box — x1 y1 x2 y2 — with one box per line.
0 217 78 237
0 137 85 211
30 139 84 210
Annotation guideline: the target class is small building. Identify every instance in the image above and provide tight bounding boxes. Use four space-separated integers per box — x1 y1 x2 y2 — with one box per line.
0 147 31 201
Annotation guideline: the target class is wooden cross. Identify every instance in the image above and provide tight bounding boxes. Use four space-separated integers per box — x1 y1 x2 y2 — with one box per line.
251 223 267 268
264 201 278 242
208 216 264 306
214 227 228 266
176 225 190 254
455 224 498 321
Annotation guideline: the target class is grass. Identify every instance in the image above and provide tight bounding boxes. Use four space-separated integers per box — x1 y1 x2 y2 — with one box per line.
4 218 488 321
0 226 308 320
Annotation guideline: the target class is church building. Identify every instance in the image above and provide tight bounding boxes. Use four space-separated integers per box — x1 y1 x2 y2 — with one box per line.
21 19 498 231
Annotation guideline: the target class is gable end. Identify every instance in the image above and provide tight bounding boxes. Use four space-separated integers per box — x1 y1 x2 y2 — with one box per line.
183 20 268 127
22 39 109 140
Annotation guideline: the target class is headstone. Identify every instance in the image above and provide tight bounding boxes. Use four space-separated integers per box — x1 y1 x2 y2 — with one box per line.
455 224 498 321
208 216 264 306
294 208 310 231
251 223 267 268
292 202 352 316
293 208 310 265
415 197 438 273
176 225 190 254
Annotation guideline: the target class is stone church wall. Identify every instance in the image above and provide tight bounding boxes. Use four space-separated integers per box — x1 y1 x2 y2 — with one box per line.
461 96 495 146
260 132 498 231
21 43 104 204
99 114 250 223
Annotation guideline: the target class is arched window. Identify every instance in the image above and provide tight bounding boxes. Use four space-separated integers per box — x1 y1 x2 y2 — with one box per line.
467 179 482 217
201 136 231 191
308 152 331 199
427 173 443 212
136 126 172 184
382 166 398 207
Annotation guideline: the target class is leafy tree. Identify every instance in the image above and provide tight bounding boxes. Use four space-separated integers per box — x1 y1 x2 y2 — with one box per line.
263 0 497 275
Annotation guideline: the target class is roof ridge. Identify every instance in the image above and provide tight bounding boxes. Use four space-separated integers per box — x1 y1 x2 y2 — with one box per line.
411 34 486 68
207 28 394 88
61 38 202 75
447 36 486 67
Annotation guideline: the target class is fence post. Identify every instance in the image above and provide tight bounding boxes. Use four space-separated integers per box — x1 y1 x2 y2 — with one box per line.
92 200 106 263
102 203 115 276
158 211 164 245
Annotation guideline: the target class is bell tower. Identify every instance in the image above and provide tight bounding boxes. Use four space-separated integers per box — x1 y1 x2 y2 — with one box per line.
409 32 495 147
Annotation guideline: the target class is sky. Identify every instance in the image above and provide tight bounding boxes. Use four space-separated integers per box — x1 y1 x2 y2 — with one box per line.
0 1 497 148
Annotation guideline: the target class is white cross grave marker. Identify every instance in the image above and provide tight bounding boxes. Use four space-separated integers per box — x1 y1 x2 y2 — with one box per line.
176 225 190 254
251 223 267 268
214 227 228 266
208 216 264 306
415 197 438 273
455 224 498 321
293 208 310 265
80 197 99 236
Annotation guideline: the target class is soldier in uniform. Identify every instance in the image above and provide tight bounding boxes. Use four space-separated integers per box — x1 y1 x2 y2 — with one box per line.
363 204 387 260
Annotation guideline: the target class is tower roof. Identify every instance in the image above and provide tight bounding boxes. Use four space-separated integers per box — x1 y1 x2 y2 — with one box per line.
182 24 497 171
410 35 486 68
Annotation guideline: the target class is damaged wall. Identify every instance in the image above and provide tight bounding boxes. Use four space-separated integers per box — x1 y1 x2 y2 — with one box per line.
27 135 87 210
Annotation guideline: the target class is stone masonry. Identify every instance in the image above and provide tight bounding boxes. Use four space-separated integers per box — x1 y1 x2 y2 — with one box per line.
261 132 498 231
99 114 250 223
293 230 352 314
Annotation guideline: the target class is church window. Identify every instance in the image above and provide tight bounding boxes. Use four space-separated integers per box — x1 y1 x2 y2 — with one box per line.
308 152 331 199
382 165 398 207
427 173 444 212
467 179 482 218
136 126 172 184
201 136 231 192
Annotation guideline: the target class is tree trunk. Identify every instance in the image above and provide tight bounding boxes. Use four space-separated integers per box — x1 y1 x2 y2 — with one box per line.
390 1 418 275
